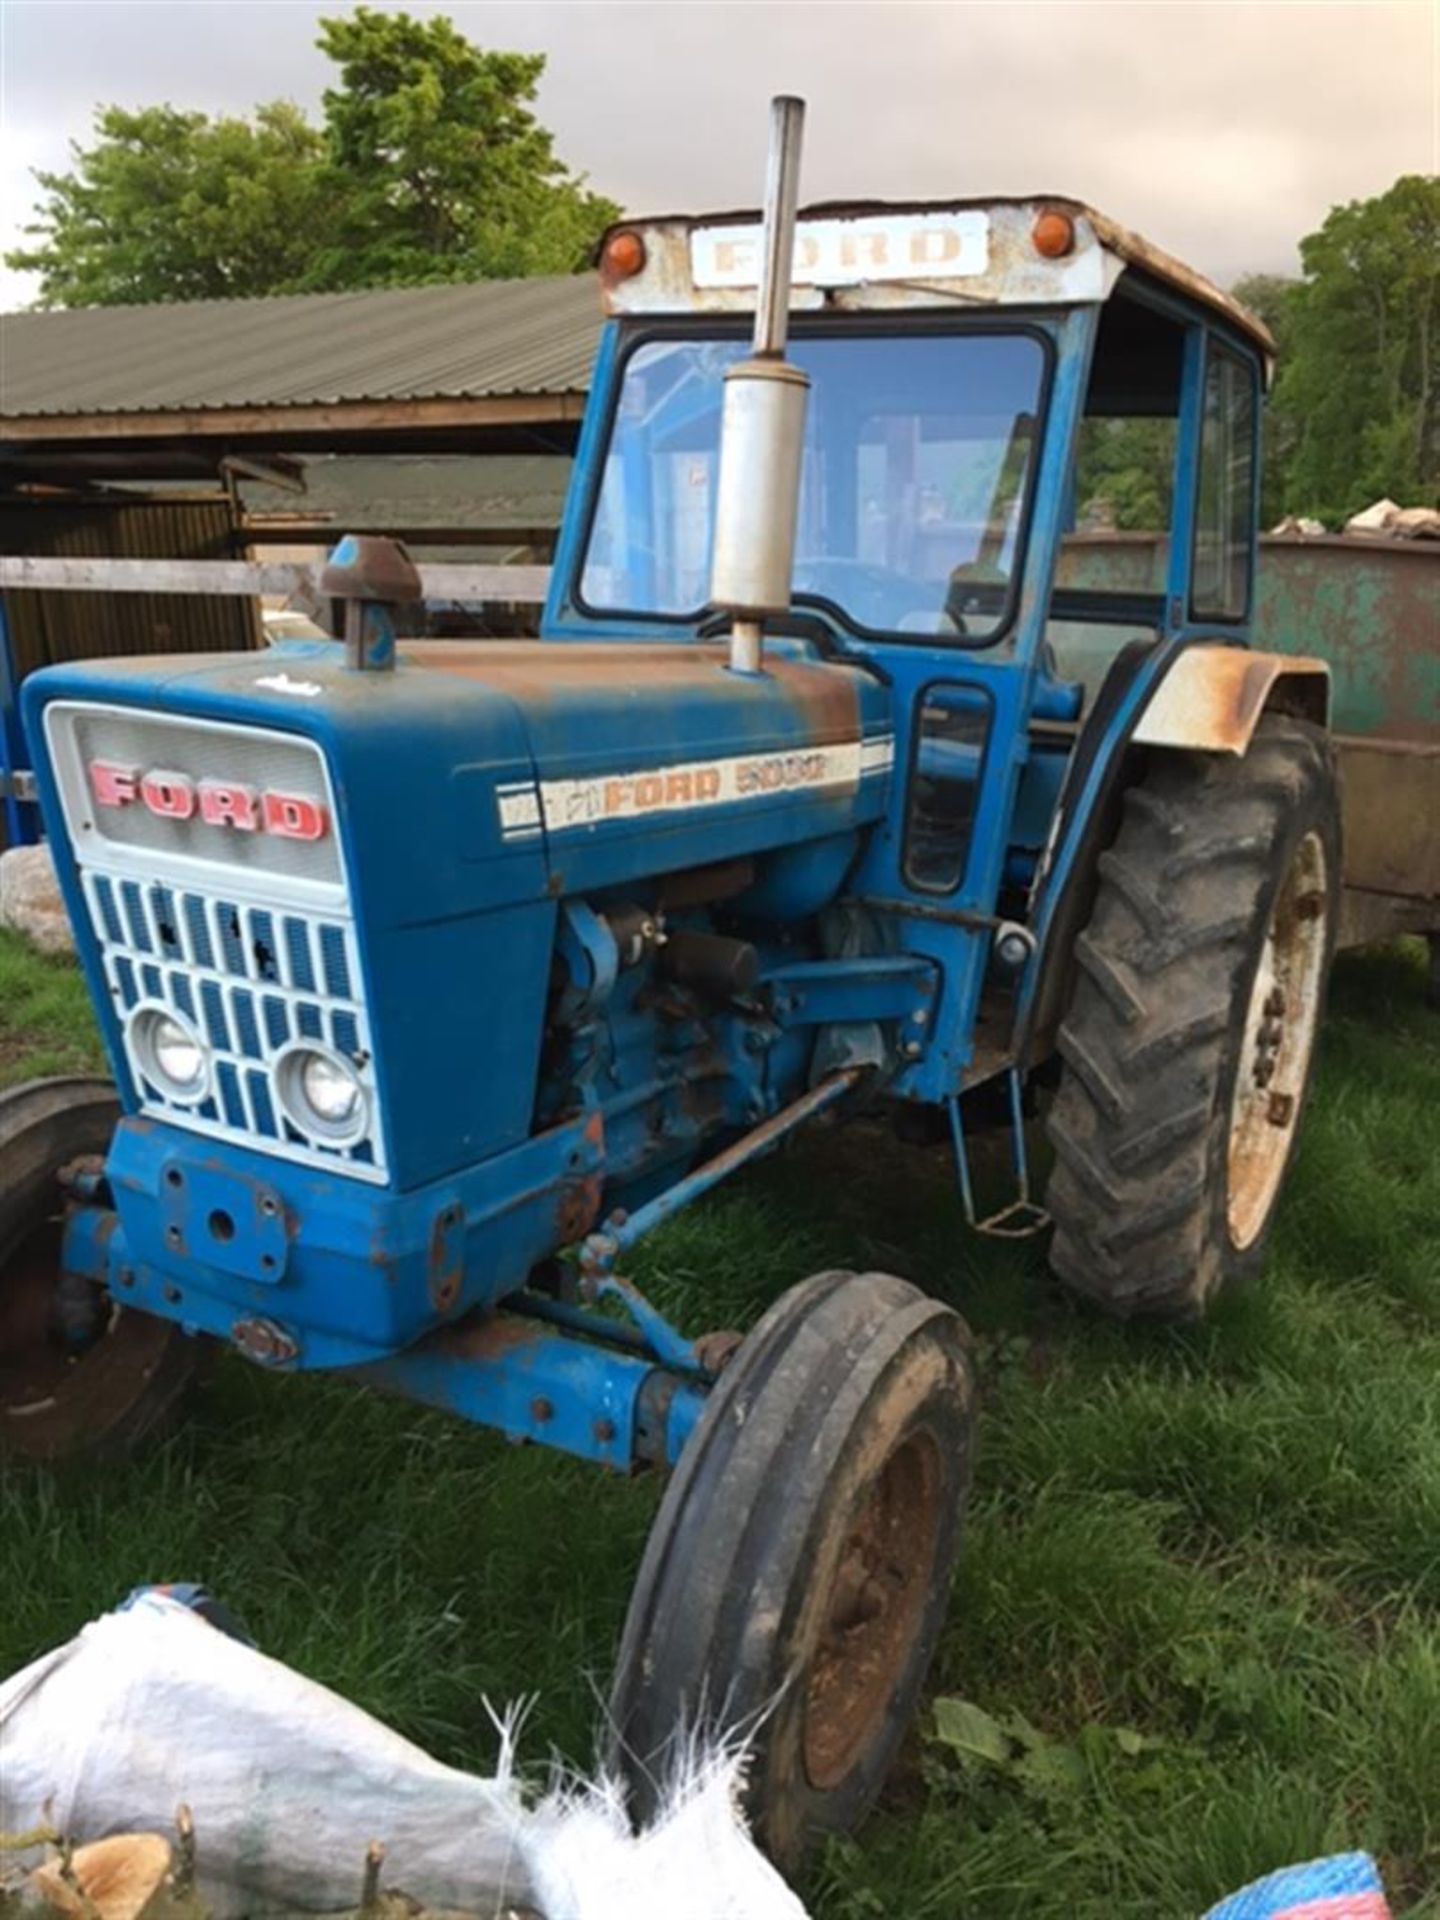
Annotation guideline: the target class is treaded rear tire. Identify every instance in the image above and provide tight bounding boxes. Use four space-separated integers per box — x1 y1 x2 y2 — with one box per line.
1045 715 1340 1318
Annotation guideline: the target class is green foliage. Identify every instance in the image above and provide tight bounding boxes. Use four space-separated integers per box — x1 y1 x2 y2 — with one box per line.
1270 176 1440 520
1074 417 1176 532
1231 273 1302 524
4 9 618 306
1074 185 1437 534
6 103 326 307
306 9 616 288
0 930 104 1084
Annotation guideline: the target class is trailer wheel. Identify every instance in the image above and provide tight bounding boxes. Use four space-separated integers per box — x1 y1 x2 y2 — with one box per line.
0 1078 198 1461
610 1269 975 1870
1046 714 1340 1318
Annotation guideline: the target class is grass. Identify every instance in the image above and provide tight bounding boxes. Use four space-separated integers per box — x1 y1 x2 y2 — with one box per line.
1 928 1437 1916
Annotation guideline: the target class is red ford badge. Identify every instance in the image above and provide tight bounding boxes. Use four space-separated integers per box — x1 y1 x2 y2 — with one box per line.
87 761 328 842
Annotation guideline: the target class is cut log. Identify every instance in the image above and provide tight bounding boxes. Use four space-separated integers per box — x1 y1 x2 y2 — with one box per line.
28 1836 172 1920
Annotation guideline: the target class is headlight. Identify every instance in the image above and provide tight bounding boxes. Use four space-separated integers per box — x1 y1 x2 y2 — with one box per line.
274 1044 366 1144
130 1006 210 1103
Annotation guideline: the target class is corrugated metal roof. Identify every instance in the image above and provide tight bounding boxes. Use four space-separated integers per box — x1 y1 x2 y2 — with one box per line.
1 275 603 419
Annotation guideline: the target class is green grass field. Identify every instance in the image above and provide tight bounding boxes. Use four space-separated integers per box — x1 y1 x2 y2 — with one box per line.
2 928 1436 1917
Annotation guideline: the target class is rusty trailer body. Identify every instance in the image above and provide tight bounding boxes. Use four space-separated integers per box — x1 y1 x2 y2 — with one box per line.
1055 530 1439 950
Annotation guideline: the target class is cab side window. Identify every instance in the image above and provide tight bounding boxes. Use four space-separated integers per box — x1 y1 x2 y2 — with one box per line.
1191 345 1257 621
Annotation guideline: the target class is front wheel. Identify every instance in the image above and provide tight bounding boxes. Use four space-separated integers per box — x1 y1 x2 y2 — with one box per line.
1046 714 1340 1318
0 1078 199 1461
610 1269 975 1871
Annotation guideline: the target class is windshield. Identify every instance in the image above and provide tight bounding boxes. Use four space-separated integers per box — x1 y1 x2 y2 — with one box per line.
579 328 1049 644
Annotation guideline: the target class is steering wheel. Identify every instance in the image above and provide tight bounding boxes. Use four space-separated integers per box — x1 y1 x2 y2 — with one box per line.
790 556 956 634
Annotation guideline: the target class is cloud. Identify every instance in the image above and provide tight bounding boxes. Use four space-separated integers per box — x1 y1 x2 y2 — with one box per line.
2 0 1434 308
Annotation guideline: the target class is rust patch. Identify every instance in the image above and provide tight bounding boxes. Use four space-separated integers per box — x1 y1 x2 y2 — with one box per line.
231 1318 298 1365
319 535 422 605
555 1176 602 1246
426 1203 464 1314
436 1314 545 1361
1334 737 1440 901
1133 647 1330 756
596 197 1274 361
399 640 863 747
693 1328 744 1376
804 1426 945 1792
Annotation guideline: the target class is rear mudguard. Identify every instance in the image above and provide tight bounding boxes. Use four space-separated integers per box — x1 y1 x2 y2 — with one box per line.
1019 643 1331 1063
1132 645 1329 753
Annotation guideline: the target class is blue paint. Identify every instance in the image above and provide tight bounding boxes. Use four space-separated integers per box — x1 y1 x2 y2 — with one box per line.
23 276 1269 1475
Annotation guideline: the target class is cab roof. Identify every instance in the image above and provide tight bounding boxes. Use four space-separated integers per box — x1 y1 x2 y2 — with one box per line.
598 196 1274 364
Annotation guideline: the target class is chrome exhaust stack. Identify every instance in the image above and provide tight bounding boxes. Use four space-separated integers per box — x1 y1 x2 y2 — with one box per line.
708 96 809 677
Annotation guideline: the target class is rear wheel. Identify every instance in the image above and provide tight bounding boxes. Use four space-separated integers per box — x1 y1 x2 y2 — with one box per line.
0 1078 199 1461
610 1269 975 1870
1045 715 1340 1318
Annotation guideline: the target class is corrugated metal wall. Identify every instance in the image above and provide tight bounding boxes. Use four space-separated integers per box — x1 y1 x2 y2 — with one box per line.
0 497 257 680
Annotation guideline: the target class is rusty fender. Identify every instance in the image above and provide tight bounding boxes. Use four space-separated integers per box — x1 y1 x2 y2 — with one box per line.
1133 647 1330 756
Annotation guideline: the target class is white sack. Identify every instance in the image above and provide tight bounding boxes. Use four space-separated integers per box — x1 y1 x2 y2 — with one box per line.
0 1595 809 1920
0 1594 533 1917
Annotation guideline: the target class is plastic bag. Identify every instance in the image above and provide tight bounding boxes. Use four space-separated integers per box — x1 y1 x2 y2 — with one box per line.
0 1592 807 1920
1 1593 532 1915
1202 1852 1390 1920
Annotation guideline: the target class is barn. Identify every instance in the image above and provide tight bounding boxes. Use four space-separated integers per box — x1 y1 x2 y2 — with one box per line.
0 275 602 841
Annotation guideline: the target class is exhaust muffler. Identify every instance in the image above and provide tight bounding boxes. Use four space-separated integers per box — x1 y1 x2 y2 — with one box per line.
708 96 809 676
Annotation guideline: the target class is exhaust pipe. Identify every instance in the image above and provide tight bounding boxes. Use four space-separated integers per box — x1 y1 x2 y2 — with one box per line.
708 96 809 677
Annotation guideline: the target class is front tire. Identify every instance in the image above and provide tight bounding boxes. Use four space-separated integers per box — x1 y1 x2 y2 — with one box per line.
610 1269 975 1870
1045 715 1340 1318
0 1078 199 1461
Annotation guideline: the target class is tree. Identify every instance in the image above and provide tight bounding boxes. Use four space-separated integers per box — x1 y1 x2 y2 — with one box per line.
7 103 326 306
5 10 618 306
1270 176 1439 519
1074 417 1176 533
1231 272 1300 525
307 9 617 288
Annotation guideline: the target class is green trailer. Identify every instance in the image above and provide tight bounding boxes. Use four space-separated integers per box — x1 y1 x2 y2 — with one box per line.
1055 530 1439 975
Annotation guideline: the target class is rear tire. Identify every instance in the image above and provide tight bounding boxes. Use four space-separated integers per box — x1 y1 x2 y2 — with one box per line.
1045 715 1340 1318
0 1078 199 1461
610 1269 975 1871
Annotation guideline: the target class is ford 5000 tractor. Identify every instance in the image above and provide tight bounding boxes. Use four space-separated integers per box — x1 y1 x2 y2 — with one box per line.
3 102 1339 1861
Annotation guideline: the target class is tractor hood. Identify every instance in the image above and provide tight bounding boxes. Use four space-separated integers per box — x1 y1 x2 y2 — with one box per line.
23 635 894 923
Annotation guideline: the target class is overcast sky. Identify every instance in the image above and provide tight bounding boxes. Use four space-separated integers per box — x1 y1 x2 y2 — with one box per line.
1 1 1435 309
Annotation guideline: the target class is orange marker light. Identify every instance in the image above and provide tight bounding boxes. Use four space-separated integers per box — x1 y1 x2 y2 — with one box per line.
600 230 647 284
1032 209 1076 260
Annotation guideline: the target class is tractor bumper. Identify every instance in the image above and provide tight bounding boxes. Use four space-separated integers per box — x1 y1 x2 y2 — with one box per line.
60 1121 708 1470
62 1112 607 1371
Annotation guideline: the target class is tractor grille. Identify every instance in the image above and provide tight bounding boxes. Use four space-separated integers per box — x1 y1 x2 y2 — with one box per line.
44 702 387 1184
82 873 384 1181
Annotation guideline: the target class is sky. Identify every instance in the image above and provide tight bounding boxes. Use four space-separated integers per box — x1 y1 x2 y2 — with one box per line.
1 0 1435 309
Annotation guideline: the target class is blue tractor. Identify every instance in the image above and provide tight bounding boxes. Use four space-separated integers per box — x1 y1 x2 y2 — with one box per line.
2 102 1338 1862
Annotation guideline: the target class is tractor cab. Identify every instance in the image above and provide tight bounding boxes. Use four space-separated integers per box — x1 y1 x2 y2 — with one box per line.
539 192 1312 1093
